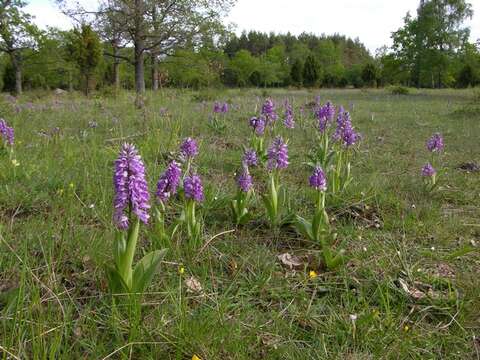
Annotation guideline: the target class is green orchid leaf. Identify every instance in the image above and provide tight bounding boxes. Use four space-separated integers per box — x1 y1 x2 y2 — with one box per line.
106 265 130 294
295 215 314 240
132 249 167 294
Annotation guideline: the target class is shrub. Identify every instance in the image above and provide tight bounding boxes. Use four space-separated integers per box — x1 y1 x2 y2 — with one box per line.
191 89 221 102
390 85 410 95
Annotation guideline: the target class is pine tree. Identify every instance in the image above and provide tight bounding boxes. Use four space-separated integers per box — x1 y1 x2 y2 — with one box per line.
303 55 318 87
361 63 377 87
69 25 102 95
290 59 303 86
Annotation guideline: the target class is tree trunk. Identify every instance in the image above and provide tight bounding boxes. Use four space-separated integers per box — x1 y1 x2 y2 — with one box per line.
134 41 145 108
68 70 73 92
10 52 22 95
85 74 90 96
151 53 159 91
151 3 159 92
134 0 145 108
112 42 120 90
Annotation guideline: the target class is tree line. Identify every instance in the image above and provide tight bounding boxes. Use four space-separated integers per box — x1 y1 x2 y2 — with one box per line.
0 0 479 100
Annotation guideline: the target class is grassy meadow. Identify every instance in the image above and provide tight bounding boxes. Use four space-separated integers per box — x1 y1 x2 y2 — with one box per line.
0 88 479 359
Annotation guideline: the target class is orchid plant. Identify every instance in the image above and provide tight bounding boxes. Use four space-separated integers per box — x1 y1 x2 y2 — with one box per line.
295 166 346 270
262 136 289 228
182 172 204 247
0 118 15 159
154 160 182 249
307 103 360 194
209 101 229 133
249 116 266 159
422 133 444 192
330 109 359 193
178 137 204 248
107 143 166 295
231 165 253 225
231 148 258 225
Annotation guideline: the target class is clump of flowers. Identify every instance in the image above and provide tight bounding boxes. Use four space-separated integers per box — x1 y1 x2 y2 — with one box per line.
107 143 166 296
267 136 289 171
262 98 277 124
113 143 150 229
249 116 265 136
249 116 266 158
426 133 444 153
180 137 199 160
422 133 443 191
263 136 289 228
0 118 14 151
295 167 346 270
309 166 327 191
242 149 258 167
156 161 182 204
330 109 359 192
183 172 204 246
213 101 229 114
184 173 204 203
154 161 182 248
221 102 229 113
153 138 205 250
315 101 335 132
236 167 253 193
210 102 229 132
283 100 295 129
176 137 205 247
307 102 361 194
422 163 436 178
333 110 359 147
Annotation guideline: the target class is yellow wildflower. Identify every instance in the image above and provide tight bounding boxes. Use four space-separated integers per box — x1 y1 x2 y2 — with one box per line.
309 270 318 279
11 159 20 167
192 355 202 360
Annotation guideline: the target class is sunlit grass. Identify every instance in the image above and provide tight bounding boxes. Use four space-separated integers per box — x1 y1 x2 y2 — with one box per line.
0 88 479 359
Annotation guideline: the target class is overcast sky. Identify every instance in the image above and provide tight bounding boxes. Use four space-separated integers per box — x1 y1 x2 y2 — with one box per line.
26 0 480 54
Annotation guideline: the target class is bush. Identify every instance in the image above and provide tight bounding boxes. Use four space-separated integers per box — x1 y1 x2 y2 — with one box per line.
361 63 377 87
191 89 222 102
472 87 480 102
389 85 410 95
457 64 477 88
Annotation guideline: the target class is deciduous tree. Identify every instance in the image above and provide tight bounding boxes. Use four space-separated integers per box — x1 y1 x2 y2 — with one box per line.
0 0 40 94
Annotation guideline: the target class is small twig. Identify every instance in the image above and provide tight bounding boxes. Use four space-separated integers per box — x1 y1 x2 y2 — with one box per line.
0 233 66 319
438 311 460 330
105 132 147 143
0 345 21 360
196 229 235 258
101 342 162 360
26 325 64 344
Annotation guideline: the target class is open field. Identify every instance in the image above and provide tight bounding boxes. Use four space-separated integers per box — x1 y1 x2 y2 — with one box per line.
1 88 479 359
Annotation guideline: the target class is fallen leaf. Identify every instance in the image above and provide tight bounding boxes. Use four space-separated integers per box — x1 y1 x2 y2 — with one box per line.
398 278 426 300
456 162 480 172
277 253 303 270
185 276 203 294
260 333 280 349
429 263 455 279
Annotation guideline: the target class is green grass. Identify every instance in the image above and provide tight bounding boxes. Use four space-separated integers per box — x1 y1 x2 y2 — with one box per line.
0 88 479 359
